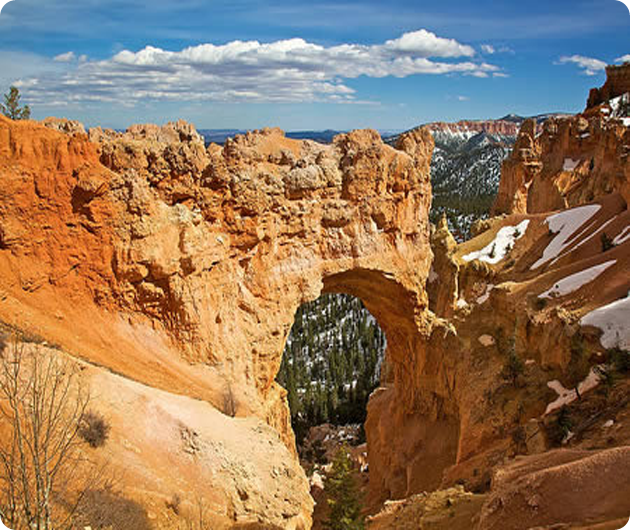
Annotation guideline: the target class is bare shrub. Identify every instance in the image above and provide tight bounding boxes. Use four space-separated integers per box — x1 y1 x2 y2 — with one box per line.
0 336 106 529
179 495 212 530
79 410 111 448
166 493 182 515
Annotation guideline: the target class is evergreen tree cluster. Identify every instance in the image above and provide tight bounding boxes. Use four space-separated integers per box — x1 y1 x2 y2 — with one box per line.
277 294 385 442
428 130 516 241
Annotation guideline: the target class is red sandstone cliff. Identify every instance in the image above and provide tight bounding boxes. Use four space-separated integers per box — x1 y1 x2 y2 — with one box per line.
587 63 630 109
424 119 522 137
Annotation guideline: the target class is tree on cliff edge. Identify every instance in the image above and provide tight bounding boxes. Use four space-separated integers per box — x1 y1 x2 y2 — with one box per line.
1 86 31 120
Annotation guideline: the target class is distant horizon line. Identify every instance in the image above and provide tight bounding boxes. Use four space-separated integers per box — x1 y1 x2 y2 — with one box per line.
42 109 575 137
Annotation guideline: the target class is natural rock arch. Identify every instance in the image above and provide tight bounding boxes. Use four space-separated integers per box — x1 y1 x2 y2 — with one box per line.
320 269 461 503
0 116 462 516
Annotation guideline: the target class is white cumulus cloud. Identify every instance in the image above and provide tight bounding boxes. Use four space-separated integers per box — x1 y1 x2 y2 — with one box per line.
383 29 475 57
481 44 495 54
14 30 502 106
53 51 76 62
616 54 630 64
558 55 607 76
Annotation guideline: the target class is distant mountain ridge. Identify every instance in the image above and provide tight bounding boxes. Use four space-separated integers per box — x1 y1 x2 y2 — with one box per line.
384 113 570 240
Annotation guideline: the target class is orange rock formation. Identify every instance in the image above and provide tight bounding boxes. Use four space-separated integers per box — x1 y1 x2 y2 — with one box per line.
587 63 630 109
1 68 629 527
493 65 630 215
0 115 447 525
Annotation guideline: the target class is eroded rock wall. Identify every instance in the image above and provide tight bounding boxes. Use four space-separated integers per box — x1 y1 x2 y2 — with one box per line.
1 115 459 523
493 64 630 217
493 113 630 215
587 63 630 109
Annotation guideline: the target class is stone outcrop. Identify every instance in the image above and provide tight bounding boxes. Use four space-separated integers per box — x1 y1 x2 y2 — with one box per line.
41 116 87 135
426 215 459 318
492 112 630 215
424 119 521 137
478 447 630 529
494 65 630 216
587 63 630 109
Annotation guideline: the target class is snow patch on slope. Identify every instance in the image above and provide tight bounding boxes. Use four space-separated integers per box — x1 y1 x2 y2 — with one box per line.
539 260 616 299
463 220 529 265
613 226 630 246
609 93 629 116
545 368 602 415
580 296 630 349
531 204 601 270
563 158 580 171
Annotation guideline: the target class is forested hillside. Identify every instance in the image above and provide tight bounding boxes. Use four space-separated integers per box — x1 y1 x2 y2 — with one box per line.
277 294 385 442
429 129 515 240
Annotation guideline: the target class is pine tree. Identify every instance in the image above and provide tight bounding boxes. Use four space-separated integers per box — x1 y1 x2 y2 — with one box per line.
1 86 31 120
324 446 365 530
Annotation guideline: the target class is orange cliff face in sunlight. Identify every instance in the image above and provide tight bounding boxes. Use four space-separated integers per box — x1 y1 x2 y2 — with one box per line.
0 114 451 525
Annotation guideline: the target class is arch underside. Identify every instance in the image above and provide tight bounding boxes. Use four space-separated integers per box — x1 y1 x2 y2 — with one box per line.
285 267 462 504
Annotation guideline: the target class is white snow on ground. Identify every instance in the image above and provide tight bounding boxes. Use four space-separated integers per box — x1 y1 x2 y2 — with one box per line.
555 216 616 263
563 158 580 171
531 204 601 270
613 225 630 246
607 94 630 126
310 470 324 490
463 220 529 265
539 260 616 299
477 284 494 304
609 93 629 115
456 298 469 309
545 367 602 415
580 296 630 349
478 334 495 347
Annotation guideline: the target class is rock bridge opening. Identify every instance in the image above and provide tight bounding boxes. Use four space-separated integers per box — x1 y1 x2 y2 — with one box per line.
276 267 418 441
277 292 386 447
272 268 461 508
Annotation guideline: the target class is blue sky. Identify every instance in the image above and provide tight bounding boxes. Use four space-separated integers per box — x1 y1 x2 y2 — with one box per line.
0 0 628 130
